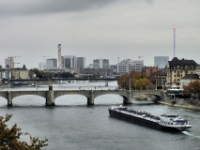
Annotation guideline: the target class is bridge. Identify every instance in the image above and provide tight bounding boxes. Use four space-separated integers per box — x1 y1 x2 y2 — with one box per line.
0 86 164 106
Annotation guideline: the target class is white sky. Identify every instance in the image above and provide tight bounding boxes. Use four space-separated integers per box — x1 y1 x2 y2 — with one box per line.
0 0 200 69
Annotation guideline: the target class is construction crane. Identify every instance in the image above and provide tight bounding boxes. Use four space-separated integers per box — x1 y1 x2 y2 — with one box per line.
7 56 21 68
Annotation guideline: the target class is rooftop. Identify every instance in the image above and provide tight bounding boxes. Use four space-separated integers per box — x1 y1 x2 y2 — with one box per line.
169 57 198 67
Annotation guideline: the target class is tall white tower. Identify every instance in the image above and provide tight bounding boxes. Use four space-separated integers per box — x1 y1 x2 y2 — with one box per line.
58 44 62 69
173 25 176 57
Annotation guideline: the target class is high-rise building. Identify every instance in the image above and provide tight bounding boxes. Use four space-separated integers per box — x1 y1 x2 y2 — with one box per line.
46 58 57 69
57 44 62 69
77 57 86 69
117 59 143 73
93 59 100 69
93 59 109 69
117 60 127 73
62 55 77 69
102 59 109 69
154 56 169 69
5 58 14 68
38 62 45 70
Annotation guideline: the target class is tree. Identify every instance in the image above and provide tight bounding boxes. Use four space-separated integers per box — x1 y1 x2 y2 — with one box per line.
117 71 153 90
29 68 45 79
135 78 153 90
183 81 200 99
22 64 27 69
0 114 48 150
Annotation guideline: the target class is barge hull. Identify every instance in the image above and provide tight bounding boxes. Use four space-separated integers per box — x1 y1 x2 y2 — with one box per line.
109 109 159 129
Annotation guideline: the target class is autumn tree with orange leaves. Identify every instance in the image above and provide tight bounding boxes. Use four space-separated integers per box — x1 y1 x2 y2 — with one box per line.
118 71 153 90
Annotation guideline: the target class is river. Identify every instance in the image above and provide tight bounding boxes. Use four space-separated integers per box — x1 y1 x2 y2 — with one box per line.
0 81 200 150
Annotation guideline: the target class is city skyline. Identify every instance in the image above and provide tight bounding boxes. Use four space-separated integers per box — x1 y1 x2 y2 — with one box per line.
0 0 200 69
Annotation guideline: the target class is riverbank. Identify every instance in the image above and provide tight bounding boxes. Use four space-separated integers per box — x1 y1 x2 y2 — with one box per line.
0 84 9 88
158 99 200 111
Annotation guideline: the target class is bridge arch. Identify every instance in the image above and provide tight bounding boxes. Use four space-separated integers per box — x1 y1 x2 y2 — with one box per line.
12 95 46 106
94 91 130 104
0 96 8 106
55 94 88 105
11 91 47 100
0 92 8 101
147 94 162 102
94 93 123 104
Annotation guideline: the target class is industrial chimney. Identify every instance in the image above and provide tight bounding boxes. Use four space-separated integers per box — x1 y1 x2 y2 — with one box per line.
58 44 62 69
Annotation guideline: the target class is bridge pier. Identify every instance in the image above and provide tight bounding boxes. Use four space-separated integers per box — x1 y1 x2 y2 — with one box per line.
87 90 94 105
7 91 12 106
123 90 132 104
46 84 55 106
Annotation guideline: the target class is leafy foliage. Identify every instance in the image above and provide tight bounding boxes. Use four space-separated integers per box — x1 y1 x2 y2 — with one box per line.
118 71 153 90
0 114 48 150
183 81 200 96
29 68 74 79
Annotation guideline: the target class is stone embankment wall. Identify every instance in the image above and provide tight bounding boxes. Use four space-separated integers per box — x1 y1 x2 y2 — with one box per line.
133 94 157 101
159 98 200 111
0 85 9 88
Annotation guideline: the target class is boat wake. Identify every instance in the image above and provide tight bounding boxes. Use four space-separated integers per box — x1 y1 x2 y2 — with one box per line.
182 131 200 139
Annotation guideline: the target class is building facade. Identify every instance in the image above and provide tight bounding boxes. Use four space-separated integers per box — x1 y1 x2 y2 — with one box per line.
142 66 158 77
102 59 109 69
38 62 45 70
165 57 198 88
117 59 144 73
195 65 200 79
156 69 166 89
11 68 29 79
117 60 128 73
154 56 169 69
93 59 100 69
5 58 14 68
0 68 11 83
62 55 77 69
180 74 199 89
93 59 109 69
77 57 86 69
46 58 57 69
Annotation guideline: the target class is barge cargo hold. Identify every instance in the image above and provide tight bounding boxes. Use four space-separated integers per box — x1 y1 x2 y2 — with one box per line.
108 105 191 131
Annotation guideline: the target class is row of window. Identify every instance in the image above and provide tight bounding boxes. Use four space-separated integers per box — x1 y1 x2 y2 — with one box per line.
161 121 173 125
170 66 195 69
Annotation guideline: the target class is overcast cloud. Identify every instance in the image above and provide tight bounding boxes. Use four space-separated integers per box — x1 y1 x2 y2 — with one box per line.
0 0 200 68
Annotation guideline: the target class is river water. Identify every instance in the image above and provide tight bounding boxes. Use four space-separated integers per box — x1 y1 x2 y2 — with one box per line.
0 81 200 150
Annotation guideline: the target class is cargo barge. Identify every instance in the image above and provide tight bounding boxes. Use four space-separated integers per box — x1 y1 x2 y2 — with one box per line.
108 105 191 131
